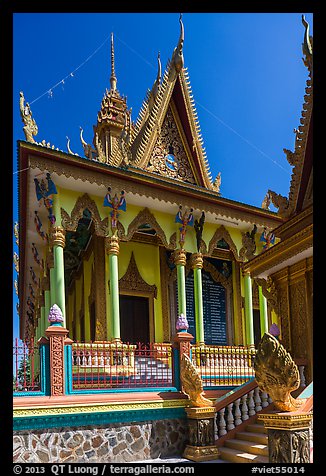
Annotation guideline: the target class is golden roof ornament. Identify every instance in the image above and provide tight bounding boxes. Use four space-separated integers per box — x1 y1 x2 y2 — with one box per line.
254 333 304 412
110 32 117 93
180 354 214 407
301 15 313 72
212 172 222 194
19 91 38 143
170 13 184 81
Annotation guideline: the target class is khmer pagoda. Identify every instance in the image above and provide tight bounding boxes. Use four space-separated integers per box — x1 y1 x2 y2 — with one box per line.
14 14 313 464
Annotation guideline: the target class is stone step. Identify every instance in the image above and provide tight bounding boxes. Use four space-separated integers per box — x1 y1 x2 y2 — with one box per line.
246 423 267 434
219 447 269 464
225 438 268 456
235 431 268 445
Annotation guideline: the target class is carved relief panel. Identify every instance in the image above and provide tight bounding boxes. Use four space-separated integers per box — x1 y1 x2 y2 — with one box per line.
147 107 196 184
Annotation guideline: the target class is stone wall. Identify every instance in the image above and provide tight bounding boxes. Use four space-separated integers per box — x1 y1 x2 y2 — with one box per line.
13 419 188 463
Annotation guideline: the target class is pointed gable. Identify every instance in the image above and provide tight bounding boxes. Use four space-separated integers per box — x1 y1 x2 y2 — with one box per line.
128 16 220 192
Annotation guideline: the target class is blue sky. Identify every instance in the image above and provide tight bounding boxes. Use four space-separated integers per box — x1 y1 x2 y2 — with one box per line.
12 12 313 339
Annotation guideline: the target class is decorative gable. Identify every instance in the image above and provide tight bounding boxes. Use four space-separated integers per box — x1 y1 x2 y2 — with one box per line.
146 106 196 184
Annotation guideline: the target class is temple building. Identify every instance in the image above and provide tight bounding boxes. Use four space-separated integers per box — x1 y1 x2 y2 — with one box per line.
14 14 313 464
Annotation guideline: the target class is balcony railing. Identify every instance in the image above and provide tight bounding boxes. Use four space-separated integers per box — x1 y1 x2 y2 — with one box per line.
191 344 256 387
71 341 173 390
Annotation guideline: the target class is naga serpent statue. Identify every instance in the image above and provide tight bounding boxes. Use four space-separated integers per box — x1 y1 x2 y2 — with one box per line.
254 333 304 412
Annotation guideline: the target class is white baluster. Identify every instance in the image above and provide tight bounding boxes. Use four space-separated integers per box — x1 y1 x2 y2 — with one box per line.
241 394 249 421
261 391 269 408
93 352 98 366
76 354 81 366
214 413 219 441
218 408 227 436
254 387 262 412
99 352 104 366
267 395 273 404
299 366 306 387
234 398 242 426
226 403 235 431
82 354 87 366
248 390 256 416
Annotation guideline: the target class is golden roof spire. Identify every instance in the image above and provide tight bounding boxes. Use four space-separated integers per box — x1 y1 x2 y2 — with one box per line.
110 32 117 92
301 15 313 72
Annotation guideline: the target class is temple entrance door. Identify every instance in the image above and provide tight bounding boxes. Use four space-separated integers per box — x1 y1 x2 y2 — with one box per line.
119 295 150 344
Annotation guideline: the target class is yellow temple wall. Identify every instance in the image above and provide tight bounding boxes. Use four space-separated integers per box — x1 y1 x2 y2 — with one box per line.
118 241 164 342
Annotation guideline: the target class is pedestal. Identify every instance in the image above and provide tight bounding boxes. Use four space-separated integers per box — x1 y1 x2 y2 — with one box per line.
183 407 220 462
258 412 312 463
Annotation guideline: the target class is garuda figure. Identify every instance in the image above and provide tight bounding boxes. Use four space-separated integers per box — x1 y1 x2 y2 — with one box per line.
34 173 58 224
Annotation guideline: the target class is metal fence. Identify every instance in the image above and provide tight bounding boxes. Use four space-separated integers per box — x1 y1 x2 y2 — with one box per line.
71 341 173 390
13 338 41 392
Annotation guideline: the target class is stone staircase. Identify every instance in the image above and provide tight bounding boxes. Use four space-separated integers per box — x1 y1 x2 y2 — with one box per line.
218 421 268 463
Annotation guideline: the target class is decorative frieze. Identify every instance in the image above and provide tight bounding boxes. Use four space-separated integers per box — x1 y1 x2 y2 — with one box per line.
173 248 187 267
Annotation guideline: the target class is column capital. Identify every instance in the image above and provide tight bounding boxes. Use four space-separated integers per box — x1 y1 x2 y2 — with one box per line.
49 226 66 248
106 235 120 255
173 248 187 266
190 252 203 269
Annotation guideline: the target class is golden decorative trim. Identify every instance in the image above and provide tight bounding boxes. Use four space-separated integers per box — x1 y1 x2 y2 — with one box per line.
258 412 313 430
13 398 189 418
190 252 203 269
207 225 239 260
105 235 120 255
185 407 215 419
28 155 283 230
183 445 220 462
61 193 109 237
123 207 171 248
49 226 66 248
119 252 157 299
173 248 187 267
255 277 278 312
243 224 313 277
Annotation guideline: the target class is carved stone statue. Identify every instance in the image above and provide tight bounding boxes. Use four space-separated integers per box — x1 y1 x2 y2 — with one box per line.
239 224 257 261
180 353 213 407
19 91 38 142
254 333 304 412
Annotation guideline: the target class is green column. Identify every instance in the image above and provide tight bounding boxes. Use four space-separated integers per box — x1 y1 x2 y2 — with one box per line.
49 190 66 328
244 272 254 346
259 286 269 336
191 253 204 344
53 241 66 326
174 249 187 317
107 236 121 342
45 289 51 323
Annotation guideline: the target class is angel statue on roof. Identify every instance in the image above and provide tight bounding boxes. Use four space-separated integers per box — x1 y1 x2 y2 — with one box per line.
103 187 127 235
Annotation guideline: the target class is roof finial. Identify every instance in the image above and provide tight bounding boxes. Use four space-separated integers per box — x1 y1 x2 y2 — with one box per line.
170 13 184 79
301 15 313 72
110 32 117 91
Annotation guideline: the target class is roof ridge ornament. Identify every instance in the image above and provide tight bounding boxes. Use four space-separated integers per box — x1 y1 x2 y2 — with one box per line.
301 15 313 72
19 91 38 143
110 32 117 92
170 13 184 81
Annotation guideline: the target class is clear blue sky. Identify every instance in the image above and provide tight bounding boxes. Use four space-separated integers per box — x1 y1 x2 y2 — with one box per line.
12 12 313 339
